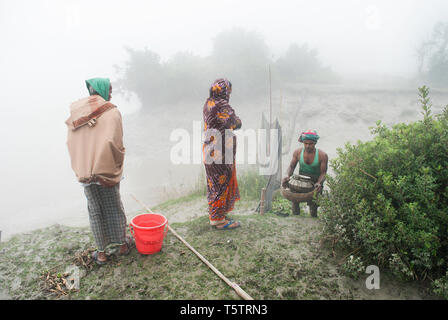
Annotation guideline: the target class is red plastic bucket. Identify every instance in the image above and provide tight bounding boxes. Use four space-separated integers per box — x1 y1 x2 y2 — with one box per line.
129 213 168 254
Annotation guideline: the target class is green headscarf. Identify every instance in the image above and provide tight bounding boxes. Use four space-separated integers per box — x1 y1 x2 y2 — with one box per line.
85 77 111 101
299 129 320 143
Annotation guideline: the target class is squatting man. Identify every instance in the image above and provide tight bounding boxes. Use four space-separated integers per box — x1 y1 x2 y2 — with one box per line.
282 129 328 217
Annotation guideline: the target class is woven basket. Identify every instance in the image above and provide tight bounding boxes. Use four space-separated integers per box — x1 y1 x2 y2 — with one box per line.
281 187 317 202
287 174 315 193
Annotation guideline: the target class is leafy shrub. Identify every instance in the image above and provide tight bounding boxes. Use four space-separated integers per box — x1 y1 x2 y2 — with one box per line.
319 86 448 296
269 197 292 216
388 253 415 281
342 255 365 280
433 271 448 299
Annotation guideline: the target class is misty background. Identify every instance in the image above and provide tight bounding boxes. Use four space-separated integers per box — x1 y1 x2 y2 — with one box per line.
1 0 448 240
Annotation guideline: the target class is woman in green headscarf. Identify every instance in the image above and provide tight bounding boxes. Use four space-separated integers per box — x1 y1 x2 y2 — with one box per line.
66 77 131 265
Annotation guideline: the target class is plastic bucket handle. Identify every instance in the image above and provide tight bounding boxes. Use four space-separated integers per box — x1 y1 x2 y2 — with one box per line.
130 213 167 229
129 214 169 244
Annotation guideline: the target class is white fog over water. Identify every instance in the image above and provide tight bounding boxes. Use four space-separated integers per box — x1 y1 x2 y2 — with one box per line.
1 0 448 240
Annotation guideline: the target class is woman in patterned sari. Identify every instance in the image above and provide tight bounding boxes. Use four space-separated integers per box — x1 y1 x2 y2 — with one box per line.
203 78 242 229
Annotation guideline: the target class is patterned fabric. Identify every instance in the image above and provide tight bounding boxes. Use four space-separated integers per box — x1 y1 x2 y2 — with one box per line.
203 79 242 225
299 129 320 143
83 183 127 251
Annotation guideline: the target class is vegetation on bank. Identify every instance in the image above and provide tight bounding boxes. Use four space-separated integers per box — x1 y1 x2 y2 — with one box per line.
0 205 436 300
317 86 448 298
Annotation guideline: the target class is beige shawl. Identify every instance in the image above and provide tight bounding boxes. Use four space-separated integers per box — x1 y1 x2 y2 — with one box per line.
65 95 125 187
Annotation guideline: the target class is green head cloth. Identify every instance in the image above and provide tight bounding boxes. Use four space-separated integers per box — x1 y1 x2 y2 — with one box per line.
299 129 320 143
85 77 111 101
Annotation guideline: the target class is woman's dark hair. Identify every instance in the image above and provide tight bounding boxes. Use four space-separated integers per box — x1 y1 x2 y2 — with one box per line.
88 84 98 96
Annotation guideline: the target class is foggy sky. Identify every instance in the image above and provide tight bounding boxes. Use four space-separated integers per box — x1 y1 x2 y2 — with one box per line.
1 0 448 95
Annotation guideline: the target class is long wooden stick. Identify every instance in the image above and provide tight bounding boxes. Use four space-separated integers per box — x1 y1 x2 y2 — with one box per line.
269 64 272 131
260 188 266 215
269 65 273 155
129 194 254 300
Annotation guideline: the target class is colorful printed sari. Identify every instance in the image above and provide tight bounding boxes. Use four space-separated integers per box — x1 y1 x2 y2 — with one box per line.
203 79 242 225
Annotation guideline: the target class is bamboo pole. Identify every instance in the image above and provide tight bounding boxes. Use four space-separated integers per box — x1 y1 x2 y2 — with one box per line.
268 64 272 155
260 188 266 215
269 64 272 131
129 194 254 301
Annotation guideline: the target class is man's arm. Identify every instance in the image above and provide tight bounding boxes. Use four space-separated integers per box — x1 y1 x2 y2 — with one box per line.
282 149 300 188
314 151 328 192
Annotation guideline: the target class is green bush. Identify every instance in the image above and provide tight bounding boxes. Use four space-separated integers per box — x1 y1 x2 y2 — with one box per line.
433 271 448 299
342 255 365 280
269 197 292 216
319 86 448 295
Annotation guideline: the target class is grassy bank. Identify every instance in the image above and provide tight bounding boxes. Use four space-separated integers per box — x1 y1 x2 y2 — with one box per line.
0 194 437 300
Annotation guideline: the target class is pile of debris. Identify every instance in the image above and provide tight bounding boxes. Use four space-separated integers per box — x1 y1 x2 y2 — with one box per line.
40 248 97 298
40 270 73 298
73 247 96 272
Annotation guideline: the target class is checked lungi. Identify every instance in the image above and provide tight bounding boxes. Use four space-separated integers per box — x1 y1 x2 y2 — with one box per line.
83 183 127 251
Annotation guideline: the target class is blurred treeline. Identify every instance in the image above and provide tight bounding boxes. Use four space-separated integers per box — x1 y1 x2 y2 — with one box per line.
114 28 339 110
416 21 448 87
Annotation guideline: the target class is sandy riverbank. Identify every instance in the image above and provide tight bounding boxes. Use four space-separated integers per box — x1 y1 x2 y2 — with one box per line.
0 195 438 300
